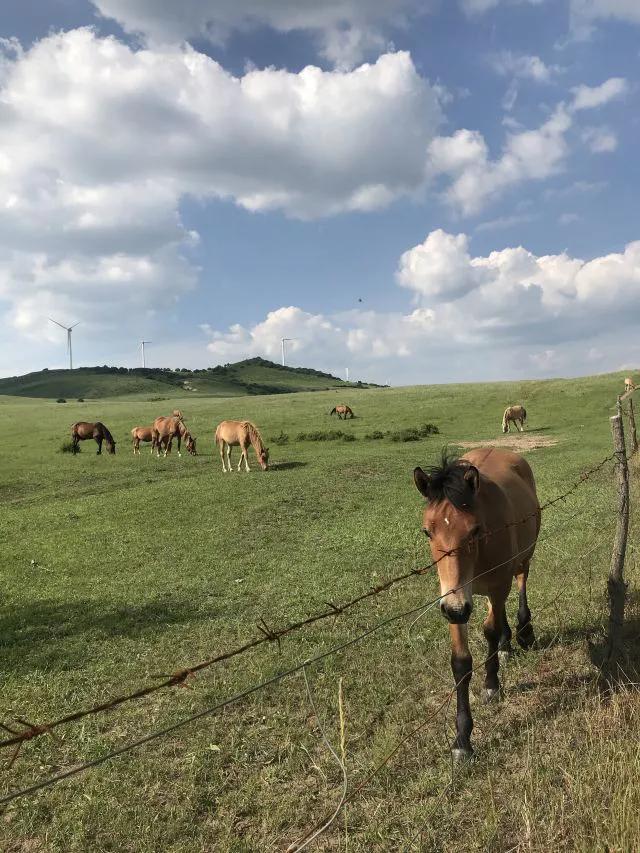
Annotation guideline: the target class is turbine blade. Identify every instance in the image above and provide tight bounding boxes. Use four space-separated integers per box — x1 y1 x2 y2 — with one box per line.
48 318 67 330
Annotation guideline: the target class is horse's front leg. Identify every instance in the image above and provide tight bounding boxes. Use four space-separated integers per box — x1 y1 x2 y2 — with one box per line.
449 623 473 761
483 595 507 703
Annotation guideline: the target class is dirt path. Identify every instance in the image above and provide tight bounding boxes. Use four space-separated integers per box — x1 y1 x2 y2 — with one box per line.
457 435 558 452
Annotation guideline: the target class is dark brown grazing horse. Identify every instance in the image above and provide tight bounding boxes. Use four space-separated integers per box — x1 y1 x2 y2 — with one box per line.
71 422 116 455
152 416 196 457
330 404 354 419
413 448 540 760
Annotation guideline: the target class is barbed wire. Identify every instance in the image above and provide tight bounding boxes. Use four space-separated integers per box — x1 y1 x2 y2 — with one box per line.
0 452 615 762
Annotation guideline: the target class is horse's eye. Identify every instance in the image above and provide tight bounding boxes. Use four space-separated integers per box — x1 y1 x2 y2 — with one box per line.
470 525 481 539
422 528 432 539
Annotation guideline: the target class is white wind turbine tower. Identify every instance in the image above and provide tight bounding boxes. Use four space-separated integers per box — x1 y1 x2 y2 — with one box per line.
281 337 295 367
140 340 152 368
49 318 80 370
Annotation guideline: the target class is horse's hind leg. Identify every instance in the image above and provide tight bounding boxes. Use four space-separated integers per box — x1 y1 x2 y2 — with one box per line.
483 593 508 702
515 562 535 649
96 437 102 455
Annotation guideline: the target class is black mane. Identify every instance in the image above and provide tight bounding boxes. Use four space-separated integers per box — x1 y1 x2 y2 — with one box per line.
423 451 476 511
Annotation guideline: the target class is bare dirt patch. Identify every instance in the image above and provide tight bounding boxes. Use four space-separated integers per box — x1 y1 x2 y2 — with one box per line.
457 435 559 452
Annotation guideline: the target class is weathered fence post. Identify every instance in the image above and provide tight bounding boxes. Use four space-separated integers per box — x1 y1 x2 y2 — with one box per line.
603 409 629 681
628 397 638 456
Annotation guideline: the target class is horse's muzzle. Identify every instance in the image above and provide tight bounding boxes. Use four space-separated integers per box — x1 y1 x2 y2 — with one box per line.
441 601 472 624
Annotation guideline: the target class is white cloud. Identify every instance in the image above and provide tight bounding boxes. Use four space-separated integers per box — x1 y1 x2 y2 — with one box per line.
428 106 571 215
204 233 640 377
0 31 442 340
570 0 640 38
490 51 561 82
559 212 581 224
461 0 546 14
570 77 629 110
581 125 618 152
93 0 426 68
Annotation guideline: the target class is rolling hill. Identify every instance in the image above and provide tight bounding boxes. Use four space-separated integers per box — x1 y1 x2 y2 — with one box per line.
0 357 378 399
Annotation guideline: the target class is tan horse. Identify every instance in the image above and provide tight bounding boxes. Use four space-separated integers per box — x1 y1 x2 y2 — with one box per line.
215 420 269 472
71 422 116 455
131 426 155 455
172 409 184 420
502 405 527 433
153 416 196 457
414 448 539 760
624 377 635 394
330 404 354 419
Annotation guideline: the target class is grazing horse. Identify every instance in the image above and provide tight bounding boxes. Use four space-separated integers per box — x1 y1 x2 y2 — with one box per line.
502 405 527 433
131 426 155 455
153 416 197 457
172 409 184 420
624 377 635 394
215 420 269 472
71 422 116 455
330 404 354 419
413 448 539 760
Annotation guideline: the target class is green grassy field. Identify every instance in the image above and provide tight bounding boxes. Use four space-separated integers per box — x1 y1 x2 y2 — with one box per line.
1 372 638 852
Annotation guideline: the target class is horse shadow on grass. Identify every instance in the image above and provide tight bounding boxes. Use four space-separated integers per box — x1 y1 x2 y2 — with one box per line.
269 461 308 471
0 597 224 675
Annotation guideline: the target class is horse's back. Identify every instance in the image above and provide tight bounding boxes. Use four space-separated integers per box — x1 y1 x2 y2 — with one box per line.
216 419 250 445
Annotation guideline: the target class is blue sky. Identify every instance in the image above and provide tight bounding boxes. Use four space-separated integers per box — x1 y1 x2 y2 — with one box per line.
0 0 638 383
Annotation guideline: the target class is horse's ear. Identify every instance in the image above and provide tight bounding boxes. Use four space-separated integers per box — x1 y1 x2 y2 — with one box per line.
413 467 431 498
463 465 480 493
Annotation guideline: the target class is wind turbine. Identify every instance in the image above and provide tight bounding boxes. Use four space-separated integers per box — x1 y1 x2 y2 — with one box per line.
281 337 295 367
140 340 152 368
49 318 80 370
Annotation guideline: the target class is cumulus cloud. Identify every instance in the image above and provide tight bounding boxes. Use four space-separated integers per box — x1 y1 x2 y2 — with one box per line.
93 0 427 68
428 106 571 215
203 232 640 377
0 30 442 338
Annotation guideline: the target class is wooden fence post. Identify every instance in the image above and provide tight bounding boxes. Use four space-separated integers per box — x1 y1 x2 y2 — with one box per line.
603 411 629 681
628 397 638 456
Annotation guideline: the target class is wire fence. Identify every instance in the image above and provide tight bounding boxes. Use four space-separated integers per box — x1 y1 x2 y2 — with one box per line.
0 446 622 836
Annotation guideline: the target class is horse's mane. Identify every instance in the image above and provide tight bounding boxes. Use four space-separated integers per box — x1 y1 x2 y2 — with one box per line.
245 421 265 450
97 422 115 445
422 451 476 511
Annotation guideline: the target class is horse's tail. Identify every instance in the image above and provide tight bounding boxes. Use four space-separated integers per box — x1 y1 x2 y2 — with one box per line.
522 407 527 422
214 424 221 446
329 407 336 416
501 408 509 431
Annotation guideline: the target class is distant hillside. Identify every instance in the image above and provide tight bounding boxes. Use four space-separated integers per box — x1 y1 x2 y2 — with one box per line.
0 357 379 399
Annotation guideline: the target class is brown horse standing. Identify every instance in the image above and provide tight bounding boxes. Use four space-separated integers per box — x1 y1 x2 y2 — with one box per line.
152 416 196 457
502 405 527 433
71 422 116 455
330 404 354 419
624 377 635 394
215 420 269 472
413 448 539 760
131 426 155 455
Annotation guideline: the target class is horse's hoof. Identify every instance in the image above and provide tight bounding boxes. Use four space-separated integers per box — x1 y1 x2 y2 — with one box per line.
517 625 536 650
484 687 501 704
451 747 473 764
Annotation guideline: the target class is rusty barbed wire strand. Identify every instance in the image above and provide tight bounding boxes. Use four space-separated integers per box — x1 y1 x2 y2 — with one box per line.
0 452 615 760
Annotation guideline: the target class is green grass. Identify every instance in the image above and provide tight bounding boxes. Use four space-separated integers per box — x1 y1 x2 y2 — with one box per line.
0 370 638 851
0 357 376 400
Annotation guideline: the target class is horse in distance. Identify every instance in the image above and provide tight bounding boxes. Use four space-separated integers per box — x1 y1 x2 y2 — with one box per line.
330 404 354 419
215 420 269 472
625 377 635 394
71 422 116 455
413 448 540 760
502 405 527 433
153 416 197 457
131 426 155 455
